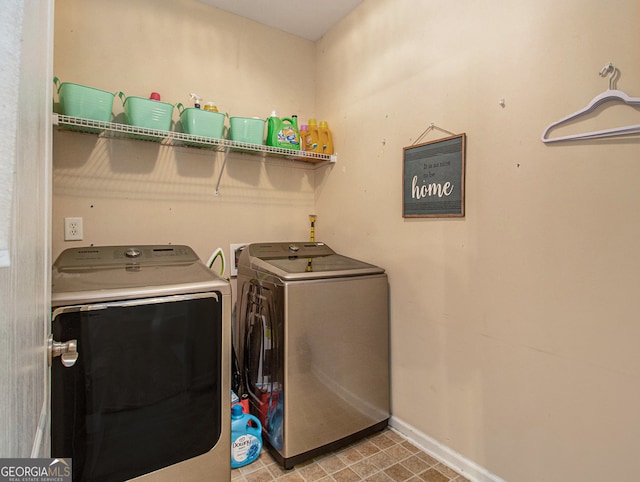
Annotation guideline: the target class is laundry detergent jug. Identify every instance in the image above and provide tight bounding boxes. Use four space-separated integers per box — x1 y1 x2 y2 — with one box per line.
305 118 322 153
231 404 263 468
266 112 301 150
319 120 334 154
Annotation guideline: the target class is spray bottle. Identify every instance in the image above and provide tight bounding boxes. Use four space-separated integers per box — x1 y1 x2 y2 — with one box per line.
190 93 202 109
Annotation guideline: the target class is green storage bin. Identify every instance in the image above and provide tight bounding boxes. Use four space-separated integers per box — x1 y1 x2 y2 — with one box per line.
229 117 265 145
177 103 226 140
118 92 173 140
54 77 114 132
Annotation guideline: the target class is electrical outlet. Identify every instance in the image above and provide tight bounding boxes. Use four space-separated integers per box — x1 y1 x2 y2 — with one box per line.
229 243 248 277
64 217 83 241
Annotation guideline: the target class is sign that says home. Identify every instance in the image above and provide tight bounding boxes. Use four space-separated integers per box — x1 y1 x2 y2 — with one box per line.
403 134 466 218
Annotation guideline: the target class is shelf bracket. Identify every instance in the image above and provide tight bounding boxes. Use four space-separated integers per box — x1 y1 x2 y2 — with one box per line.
214 147 231 196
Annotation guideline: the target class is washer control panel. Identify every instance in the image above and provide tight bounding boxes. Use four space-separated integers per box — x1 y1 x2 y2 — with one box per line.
248 242 333 260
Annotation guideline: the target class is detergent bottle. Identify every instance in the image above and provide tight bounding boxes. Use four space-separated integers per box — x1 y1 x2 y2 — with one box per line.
299 125 308 151
231 404 262 469
319 121 334 154
203 101 218 112
266 111 301 150
306 118 321 153
266 111 279 145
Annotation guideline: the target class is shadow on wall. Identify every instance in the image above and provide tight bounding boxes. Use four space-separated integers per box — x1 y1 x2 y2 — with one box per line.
53 129 318 206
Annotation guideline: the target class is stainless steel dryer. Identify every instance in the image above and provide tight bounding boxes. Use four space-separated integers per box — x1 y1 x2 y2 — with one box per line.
236 242 389 469
50 245 231 482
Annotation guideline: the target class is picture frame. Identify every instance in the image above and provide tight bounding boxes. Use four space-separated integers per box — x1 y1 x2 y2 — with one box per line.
402 133 466 218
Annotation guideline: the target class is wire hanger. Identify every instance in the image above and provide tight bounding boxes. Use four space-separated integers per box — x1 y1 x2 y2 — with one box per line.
541 63 640 143
412 123 458 145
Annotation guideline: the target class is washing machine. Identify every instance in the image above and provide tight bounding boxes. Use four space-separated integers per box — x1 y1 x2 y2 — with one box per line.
235 242 389 469
49 245 231 482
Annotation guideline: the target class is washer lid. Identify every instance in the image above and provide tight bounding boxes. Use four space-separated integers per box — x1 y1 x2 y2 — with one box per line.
243 242 385 280
51 245 229 305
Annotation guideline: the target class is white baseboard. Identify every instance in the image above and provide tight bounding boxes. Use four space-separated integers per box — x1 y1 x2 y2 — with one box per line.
389 416 507 482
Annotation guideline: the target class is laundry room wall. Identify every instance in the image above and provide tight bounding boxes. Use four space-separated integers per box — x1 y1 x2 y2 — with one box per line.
314 1 640 481
52 0 640 481
52 0 321 273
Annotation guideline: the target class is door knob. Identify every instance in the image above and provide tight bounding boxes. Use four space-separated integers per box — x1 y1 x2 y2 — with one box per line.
47 334 79 367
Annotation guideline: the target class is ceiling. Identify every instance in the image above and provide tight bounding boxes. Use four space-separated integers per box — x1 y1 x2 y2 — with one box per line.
197 0 363 41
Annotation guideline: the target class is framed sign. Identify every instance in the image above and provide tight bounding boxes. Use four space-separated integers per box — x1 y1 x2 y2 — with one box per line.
402 133 466 218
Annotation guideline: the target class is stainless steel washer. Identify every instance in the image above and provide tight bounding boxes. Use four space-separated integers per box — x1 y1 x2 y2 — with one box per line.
235 242 390 469
50 245 231 482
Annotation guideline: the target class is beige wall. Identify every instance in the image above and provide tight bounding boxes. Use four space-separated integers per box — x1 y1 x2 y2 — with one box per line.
53 0 640 481
53 0 320 267
316 1 640 481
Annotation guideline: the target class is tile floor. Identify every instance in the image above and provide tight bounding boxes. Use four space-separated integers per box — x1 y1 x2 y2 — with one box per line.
231 428 471 482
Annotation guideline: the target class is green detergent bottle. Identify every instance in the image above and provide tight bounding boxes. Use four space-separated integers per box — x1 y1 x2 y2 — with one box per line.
266 111 301 150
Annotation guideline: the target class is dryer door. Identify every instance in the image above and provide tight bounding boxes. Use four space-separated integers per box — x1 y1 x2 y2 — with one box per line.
51 293 222 482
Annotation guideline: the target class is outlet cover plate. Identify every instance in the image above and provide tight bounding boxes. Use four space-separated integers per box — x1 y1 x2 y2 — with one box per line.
64 217 83 241
229 243 248 277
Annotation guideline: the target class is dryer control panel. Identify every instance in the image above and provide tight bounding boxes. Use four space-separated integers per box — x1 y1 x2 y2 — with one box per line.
54 245 197 268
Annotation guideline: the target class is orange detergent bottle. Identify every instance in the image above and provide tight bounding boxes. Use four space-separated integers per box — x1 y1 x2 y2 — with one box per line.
299 125 308 151
306 119 321 153
319 121 334 154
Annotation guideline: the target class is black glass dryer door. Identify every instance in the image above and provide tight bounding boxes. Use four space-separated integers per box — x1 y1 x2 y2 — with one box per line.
51 293 222 482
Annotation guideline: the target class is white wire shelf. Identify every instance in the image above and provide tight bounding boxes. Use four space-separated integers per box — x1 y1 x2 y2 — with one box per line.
52 114 337 164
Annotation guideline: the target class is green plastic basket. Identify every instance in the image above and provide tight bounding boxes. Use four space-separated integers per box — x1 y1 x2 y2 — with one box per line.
54 77 114 132
177 104 226 140
119 92 174 140
229 117 265 145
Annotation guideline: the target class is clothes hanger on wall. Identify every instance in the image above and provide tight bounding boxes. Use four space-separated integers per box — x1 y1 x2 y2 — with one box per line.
541 63 640 143
412 123 458 145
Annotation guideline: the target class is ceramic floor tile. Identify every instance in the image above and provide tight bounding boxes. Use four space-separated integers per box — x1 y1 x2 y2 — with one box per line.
230 427 465 482
297 462 329 481
452 476 472 482
433 464 459 479
401 454 432 475
332 467 362 482
351 458 380 478
384 463 415 481
417 468 450 482
369 433 398 450
357 440 383 457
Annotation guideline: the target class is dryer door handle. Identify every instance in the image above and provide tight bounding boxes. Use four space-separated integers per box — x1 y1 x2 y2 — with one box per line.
47 334 79 367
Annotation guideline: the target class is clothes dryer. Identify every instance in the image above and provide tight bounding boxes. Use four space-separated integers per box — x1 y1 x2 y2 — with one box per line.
50 245 231 481
236 242 389 469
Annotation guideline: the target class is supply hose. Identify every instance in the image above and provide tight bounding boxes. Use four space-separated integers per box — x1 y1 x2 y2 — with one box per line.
207 247 226 278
